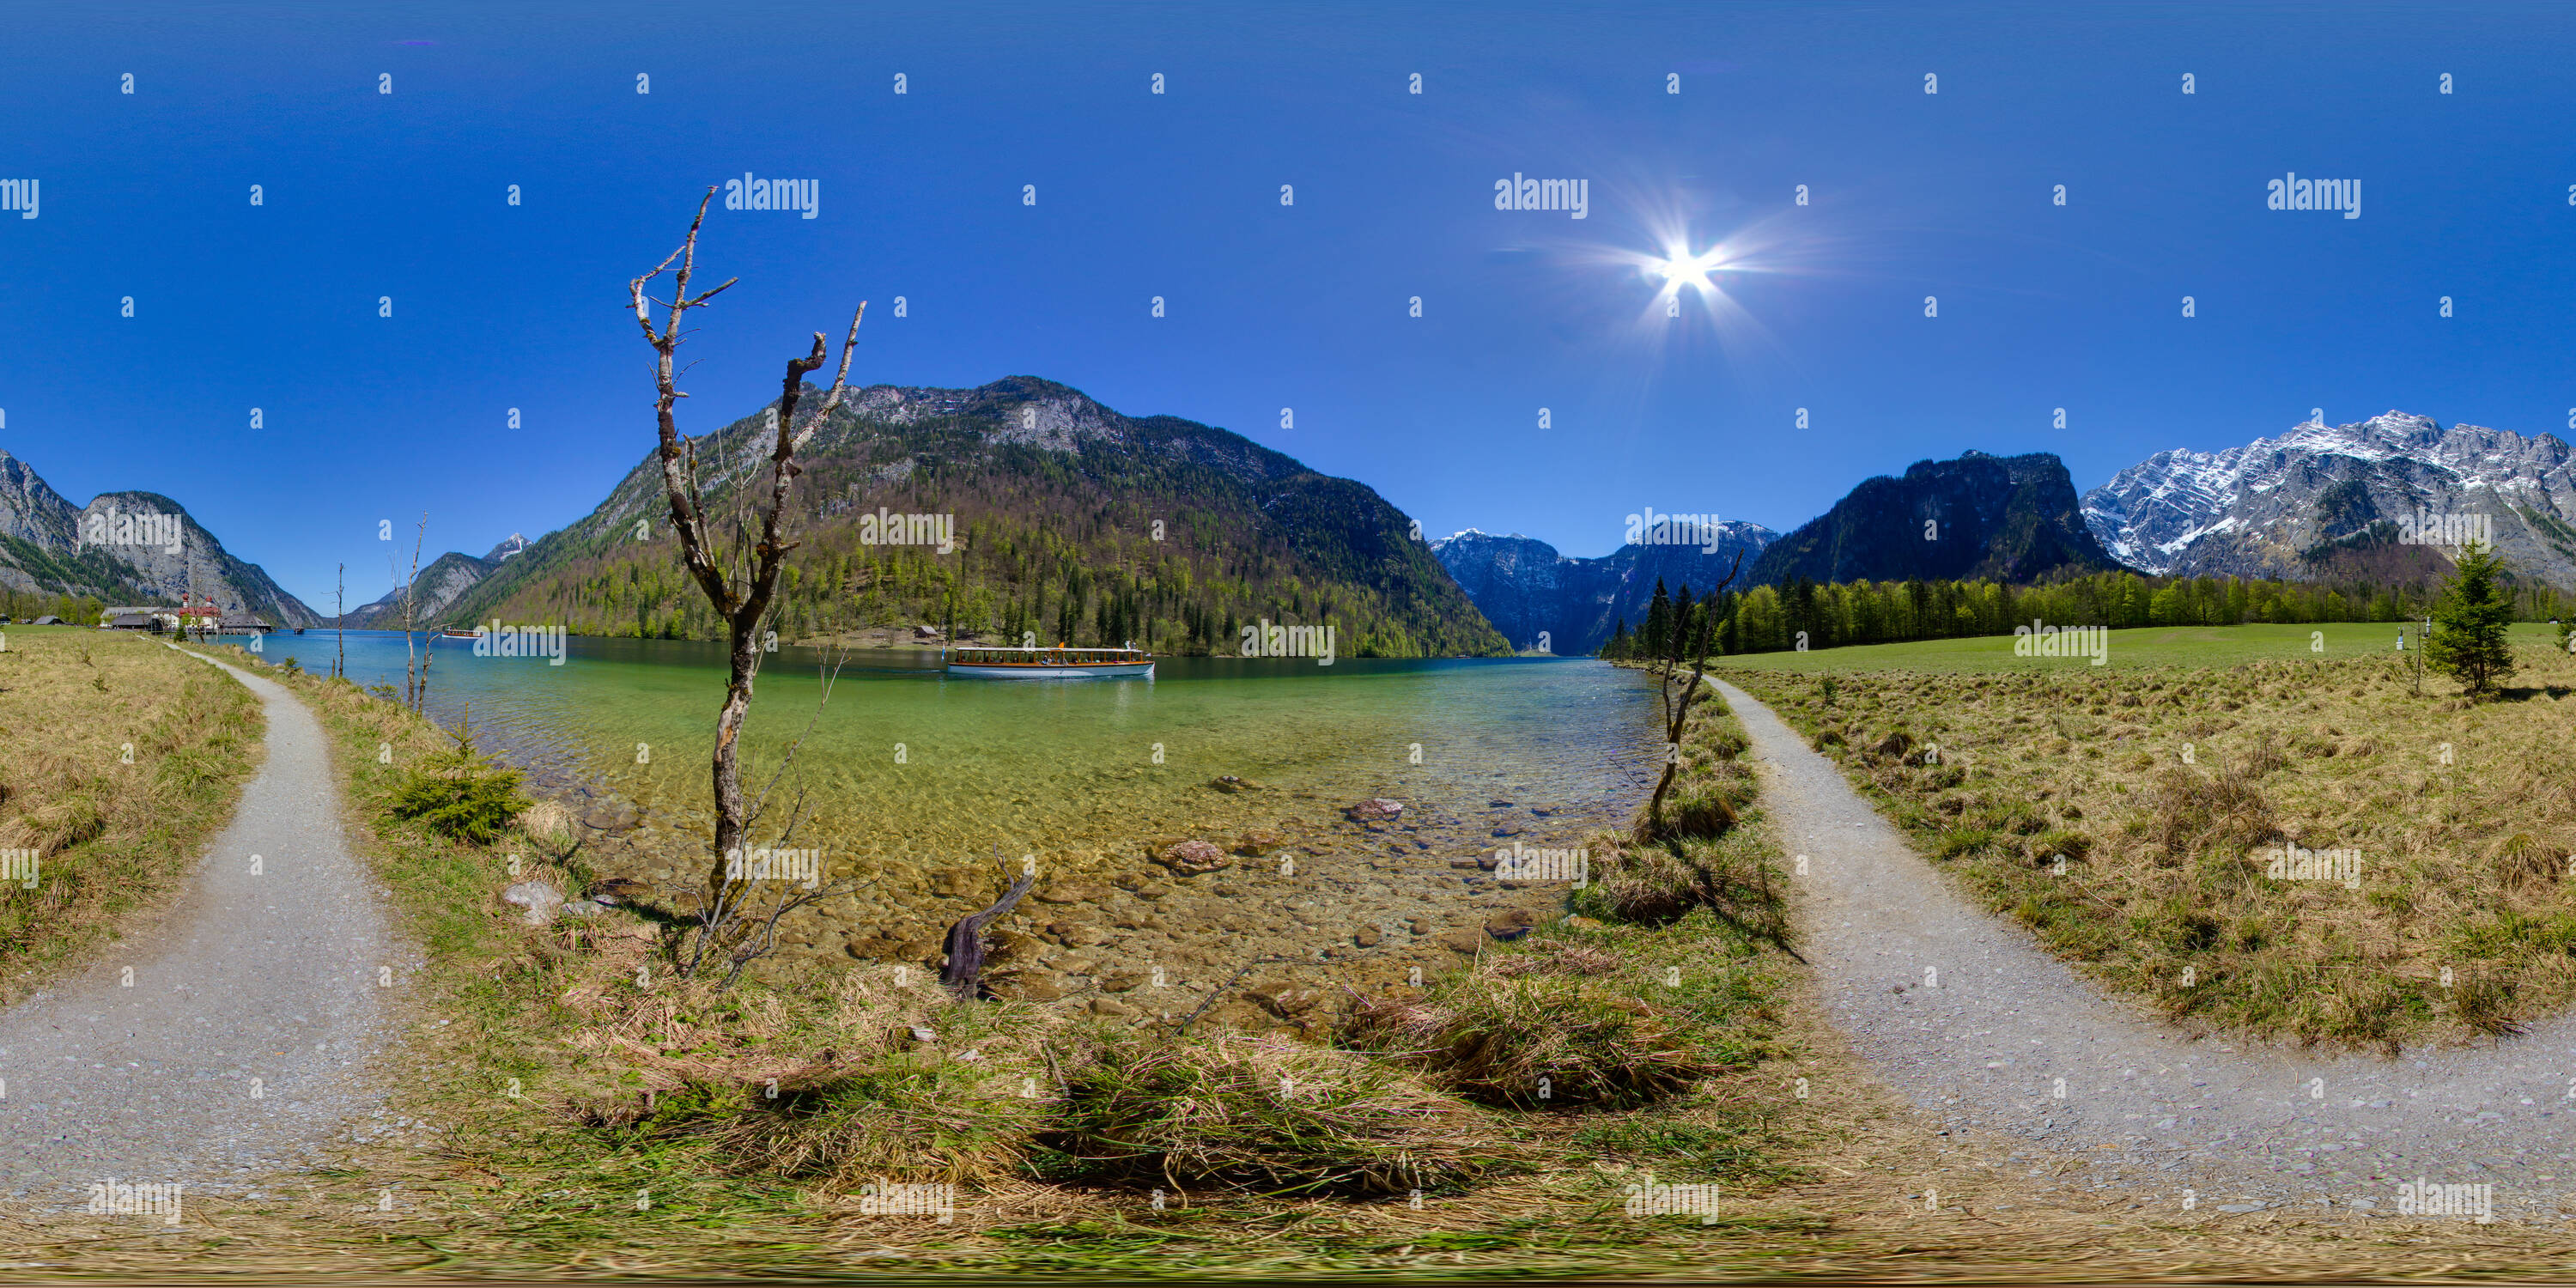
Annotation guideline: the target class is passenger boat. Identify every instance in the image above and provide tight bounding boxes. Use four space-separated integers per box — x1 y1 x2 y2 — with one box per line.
438 627 480 640
945 644 1155 679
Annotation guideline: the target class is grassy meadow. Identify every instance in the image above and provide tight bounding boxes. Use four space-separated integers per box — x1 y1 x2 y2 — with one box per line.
1718 620 2542 674
27 642 2576 1275
0 627 261 1001
1724 623 2576 1049
52 641 1817 1273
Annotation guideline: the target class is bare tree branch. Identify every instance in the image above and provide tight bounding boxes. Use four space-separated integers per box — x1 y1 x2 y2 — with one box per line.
941 859 1039 999
630 188 867 981
1642 549 1743 836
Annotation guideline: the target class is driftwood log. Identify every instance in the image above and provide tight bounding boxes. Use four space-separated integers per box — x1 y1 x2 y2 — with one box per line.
941 870 1038 997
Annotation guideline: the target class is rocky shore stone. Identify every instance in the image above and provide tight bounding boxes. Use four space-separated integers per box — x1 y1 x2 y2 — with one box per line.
1154 840 1232 876
501 881 564 926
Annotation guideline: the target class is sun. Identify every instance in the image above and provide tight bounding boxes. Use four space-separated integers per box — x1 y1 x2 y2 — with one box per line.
1652 246 1727 295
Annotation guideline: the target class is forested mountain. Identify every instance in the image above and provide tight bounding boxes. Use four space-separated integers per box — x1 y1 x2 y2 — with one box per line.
342 551 501 627
440 376 1508 657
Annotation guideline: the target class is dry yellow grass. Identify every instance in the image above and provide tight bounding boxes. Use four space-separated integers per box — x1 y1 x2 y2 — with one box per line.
1728 635 2576 1048
7 645 2576 1273
0 629 259 1000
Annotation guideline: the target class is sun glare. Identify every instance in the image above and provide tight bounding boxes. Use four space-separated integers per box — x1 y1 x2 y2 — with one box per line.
1655 246 1727 294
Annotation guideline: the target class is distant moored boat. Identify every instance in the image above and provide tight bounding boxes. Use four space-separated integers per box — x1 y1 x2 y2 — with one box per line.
945 644 1154 679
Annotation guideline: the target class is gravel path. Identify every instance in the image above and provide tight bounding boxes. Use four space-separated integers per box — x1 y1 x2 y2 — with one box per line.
0 647 398 1206
1716 677 2574 1224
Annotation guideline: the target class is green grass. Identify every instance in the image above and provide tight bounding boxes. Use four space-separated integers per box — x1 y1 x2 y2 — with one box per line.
1727 628 2576 1048
1717 621 2561 674
0 631 262 1002
62 642 1824 1274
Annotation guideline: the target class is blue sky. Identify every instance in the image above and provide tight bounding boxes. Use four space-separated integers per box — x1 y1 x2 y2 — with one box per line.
3 1 2573 609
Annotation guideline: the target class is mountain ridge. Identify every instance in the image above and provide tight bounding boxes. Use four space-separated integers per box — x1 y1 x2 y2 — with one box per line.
1750 449 2124 587
1430 523 1777 654
2081 410 2576 587
434 375 1509 656
0 451 321 625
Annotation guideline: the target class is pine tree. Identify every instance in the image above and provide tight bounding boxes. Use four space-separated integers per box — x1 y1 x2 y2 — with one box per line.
1643 578 1671 660
2426 539 2517 696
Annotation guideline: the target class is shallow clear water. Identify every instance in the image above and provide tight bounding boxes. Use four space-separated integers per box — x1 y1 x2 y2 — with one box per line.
240 630 1669 871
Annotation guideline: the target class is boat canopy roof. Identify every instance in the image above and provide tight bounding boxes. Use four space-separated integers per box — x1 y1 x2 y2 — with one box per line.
954 645 1146 653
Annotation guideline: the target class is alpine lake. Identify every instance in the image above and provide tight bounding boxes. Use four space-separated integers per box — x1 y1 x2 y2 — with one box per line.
240 630 1668 1026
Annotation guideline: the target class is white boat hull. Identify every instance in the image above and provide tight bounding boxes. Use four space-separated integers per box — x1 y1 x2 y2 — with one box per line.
947 662 1155 679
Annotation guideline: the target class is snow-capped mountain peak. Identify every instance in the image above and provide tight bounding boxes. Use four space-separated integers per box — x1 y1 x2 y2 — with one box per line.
2082 411 2576 581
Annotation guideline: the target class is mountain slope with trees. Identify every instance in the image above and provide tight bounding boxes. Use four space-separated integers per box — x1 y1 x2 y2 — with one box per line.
442 376 1507 657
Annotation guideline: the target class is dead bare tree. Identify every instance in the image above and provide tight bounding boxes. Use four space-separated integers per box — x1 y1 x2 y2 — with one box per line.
669 649 863 986
335 562 346 680
1641 550 1743 836
631 186 866 979
393 513 429 711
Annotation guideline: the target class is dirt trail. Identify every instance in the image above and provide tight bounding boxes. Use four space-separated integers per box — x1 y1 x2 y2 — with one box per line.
1714 677 2576 1224
0 647 398 1205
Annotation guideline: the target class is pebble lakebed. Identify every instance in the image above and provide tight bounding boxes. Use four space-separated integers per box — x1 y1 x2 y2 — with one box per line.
559 771 1629 1030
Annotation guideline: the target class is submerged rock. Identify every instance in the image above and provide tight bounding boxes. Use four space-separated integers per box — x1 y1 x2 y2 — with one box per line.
1209 775 1267 793
987 972 1065 1002
1036 882 1112 904
1346 798 1405 822
1154 839 1232 876
585 877 653 906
